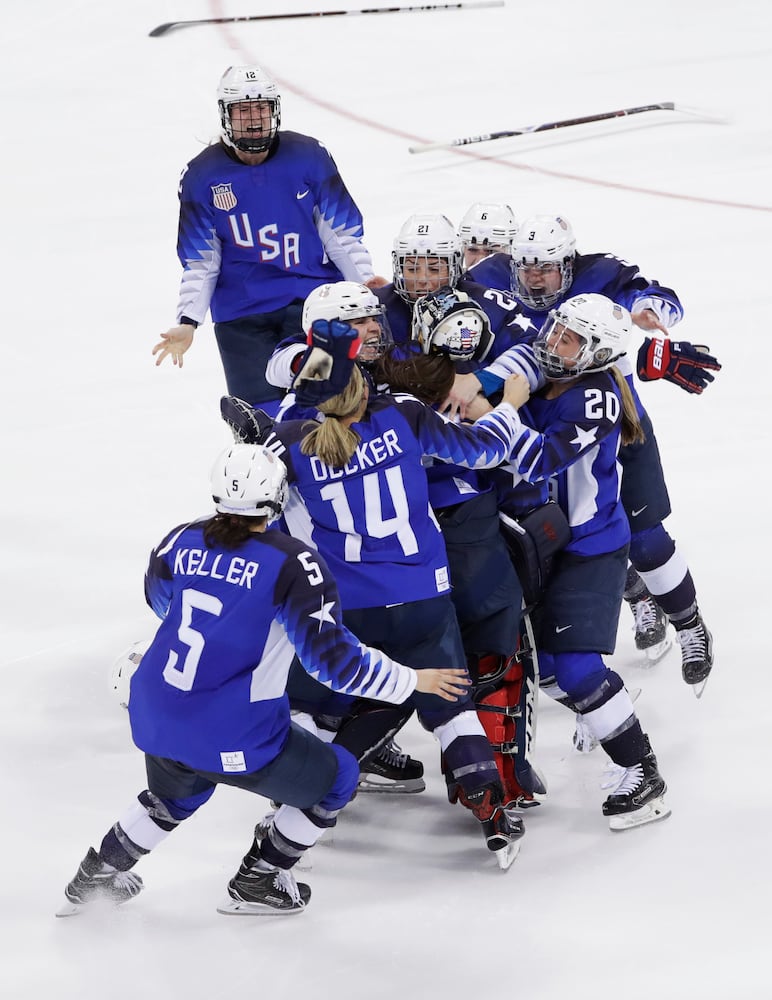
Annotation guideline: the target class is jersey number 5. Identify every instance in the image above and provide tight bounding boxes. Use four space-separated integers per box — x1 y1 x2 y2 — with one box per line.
163 589 223 692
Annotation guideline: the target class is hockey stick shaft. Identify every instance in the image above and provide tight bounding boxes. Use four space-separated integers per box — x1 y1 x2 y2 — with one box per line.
149 1 504 37
408 102 677 153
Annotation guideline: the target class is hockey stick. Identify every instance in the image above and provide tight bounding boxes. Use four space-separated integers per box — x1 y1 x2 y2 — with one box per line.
408 102 681 154
149 1 504 37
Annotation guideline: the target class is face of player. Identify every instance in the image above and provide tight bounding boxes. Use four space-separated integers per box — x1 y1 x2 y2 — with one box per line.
401 256 451 299
544 322 584 363
229 100 274 144
352 316 385 363
463 244 503 268
516 261 563 298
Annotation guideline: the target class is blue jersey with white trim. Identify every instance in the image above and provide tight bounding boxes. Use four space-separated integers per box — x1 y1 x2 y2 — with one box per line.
468 250 683 328
497 370 630 556
369 283 539 510
263 392 522 609
373 278 538 348
131 522 416 774
176 134 374 324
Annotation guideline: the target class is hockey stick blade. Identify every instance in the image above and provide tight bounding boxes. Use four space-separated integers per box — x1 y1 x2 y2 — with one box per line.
149 2 504 37
407 101 717 153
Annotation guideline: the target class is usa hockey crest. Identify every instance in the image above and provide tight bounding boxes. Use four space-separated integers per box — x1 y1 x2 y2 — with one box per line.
211 183 237 211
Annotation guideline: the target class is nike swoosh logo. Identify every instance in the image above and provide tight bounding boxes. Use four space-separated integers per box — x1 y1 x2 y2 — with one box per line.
555 625 572 633
631 506 648 517
296 189 310 200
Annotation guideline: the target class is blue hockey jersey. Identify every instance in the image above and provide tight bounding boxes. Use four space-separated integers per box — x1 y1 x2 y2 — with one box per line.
468 250 683 328
131 522 416 774
262 392 523 609
373 278 538 348
495 370 630 557
176 134 374 325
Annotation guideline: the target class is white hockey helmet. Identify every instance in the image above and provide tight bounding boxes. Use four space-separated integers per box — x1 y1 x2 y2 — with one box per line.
302 281 393 361
392 214 464 301
457 203 518 254
109 639 151 710
411 287 493 361
210 444 288 522
533 293 631 381
217 66 281 154
511 215 577 310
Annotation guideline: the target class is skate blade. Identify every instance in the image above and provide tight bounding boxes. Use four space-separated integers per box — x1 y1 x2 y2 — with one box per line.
216 897 306 916
493 840 521 871
689 674 710 700
356 775 426 794
641 636 673 665
608 796 671 832
55 897 84 918
508 795 543 809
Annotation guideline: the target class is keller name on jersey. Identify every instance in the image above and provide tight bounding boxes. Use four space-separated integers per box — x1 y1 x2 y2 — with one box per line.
307 429 404 482
173 547 259 588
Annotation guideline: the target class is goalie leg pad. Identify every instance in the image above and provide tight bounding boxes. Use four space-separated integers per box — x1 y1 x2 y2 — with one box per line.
474 652 545 808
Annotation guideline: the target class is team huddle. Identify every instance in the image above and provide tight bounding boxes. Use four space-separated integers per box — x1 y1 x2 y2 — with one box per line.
59 66 721 918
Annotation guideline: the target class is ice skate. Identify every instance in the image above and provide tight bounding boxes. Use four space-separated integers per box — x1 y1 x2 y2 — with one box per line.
602 737 671 831
357 739 425 793
56 848 144 917
675 613 714 698
218 863 311 916
481 809 524 870
630 592 672 664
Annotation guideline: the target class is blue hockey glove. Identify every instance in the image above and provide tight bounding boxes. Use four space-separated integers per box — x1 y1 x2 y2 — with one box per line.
293 319 362 407
637 337 722 395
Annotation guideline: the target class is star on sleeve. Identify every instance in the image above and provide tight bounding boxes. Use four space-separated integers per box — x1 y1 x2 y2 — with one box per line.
308 597 337 631
570 424 599 450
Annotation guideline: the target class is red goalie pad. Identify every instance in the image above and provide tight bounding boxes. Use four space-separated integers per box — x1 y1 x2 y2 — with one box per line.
475 651 544 809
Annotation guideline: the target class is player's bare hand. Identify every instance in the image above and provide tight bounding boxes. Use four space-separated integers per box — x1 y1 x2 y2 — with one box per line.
440 372 484 421
414 668 471 702
502 373 530 410
631 308 668 335
152 325 195 368
365 275 389 289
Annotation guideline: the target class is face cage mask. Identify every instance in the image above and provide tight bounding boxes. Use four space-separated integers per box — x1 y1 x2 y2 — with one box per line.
222 99 281 154
511 258 574 311
392 252 462 303
415 308 493 363
355 315 394 367
532 311 594 381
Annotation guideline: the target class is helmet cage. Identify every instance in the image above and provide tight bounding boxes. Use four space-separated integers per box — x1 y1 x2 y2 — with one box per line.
411 288 493 362
302 281 394 365
510 215 576 310
392 215 463 302
217 67 281 154
533 296 630 381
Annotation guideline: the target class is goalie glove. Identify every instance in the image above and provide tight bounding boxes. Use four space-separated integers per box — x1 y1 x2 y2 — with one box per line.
293 318 362 407
637 337 722 395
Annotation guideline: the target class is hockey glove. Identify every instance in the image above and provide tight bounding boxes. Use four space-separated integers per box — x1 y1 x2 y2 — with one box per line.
293 319 362 407
220 396 274 444
637 337 722 395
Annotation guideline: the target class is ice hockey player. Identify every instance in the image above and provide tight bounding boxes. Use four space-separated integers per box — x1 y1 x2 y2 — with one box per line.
59 444 471 917
151 65 381 410
459 214 720 695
